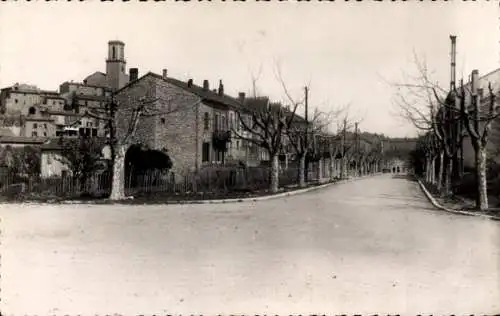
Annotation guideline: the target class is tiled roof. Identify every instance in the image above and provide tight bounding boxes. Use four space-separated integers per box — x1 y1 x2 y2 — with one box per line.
73 94 107 102
243 97 306 123
41 137 108 151
242 97 269 111
0 136 48 144
43 110 78 116
84 71 106 79
24 116 55 122
0 128 15 137
115 72 307 122
116 72 242 110
1 88 60 96
60 81 112 91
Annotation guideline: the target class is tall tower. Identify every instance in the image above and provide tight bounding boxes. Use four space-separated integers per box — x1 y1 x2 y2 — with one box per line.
106 40 128 91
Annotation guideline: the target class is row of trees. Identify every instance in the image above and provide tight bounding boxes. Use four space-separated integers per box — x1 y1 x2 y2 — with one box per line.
55 65 388 200
394 51 500 211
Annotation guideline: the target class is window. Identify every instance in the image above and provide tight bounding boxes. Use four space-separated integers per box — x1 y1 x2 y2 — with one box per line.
53 101 56 105
44 123 47 129
28 107 36 115
112 46 116 59
236 140 240 150
229 113 234 129
33 123 38 129
202 142 210 162
478 88 484 99
32 131 38 137
214 114 220 131
161 118 166 125
203 112 209 130
47 155 52 165
43 132 47 137
14 99 18 104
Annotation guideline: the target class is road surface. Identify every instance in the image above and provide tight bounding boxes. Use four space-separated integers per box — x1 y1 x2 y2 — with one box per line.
0 174 498 314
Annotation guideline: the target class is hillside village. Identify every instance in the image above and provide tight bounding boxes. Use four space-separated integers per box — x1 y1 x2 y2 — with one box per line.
0 40 415 200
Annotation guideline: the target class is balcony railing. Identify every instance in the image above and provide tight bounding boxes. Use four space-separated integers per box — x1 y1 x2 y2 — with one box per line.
213 130 232 143
212 130 232 152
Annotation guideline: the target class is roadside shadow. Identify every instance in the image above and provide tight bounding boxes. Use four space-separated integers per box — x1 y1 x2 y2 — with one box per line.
391 174 416 181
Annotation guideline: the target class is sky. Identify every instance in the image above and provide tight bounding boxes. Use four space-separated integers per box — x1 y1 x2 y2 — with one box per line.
0 1 499 138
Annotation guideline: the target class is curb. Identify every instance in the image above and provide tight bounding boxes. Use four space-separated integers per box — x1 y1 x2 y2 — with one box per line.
417 179 500 221
5 174 379 207
192 174 376 204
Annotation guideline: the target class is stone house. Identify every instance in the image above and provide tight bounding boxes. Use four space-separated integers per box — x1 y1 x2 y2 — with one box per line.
0 83 61 115
114 70 268 178
455 68 500 170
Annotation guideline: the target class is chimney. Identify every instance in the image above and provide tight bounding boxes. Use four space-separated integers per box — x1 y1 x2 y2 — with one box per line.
218 80 224 96
187 79 193 88
471 69 479 96
450 35 457 91
238 92 246 103
203 80 209 91
129 68 139 82
162 69 168 80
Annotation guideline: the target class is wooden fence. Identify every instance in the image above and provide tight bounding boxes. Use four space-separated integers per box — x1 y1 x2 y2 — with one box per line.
0 164 316 199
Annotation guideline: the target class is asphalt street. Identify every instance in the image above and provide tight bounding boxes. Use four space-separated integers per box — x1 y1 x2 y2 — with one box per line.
0 174 498 314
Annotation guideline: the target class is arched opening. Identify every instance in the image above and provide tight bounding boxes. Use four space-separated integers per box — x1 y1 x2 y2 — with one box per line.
124 144 173 190
112 46 116 60
28 107 36 115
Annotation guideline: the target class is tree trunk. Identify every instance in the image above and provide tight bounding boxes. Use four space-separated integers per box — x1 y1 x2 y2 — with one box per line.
425 156 432 183
437 150 444 192
475 144 489 211
109 144 127 200
329 156 335 181
318 158 323 183
298 153 306 188
340 157 345 179
444 155 453 196
429 156 436 184
270 154 280 194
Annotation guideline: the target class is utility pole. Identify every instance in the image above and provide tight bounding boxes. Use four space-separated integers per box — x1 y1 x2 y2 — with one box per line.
340 118 346 179
354 122 359 177
304 86 309 182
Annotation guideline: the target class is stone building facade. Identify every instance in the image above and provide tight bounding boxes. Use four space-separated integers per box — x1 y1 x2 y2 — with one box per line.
114 71 264 177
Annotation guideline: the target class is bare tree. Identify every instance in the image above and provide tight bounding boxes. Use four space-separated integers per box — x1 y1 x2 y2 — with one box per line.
232 99 300 193
419 131 440 185
387 52 461 195
458 71 500 211
231 62 308 193
286 107 341 187
86 84 202 200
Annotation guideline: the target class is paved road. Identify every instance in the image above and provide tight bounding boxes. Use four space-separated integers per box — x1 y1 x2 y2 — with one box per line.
0 174 499 314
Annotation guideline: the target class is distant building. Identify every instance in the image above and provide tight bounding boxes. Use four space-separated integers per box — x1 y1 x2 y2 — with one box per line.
0 83 62 116
40 138 112 178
